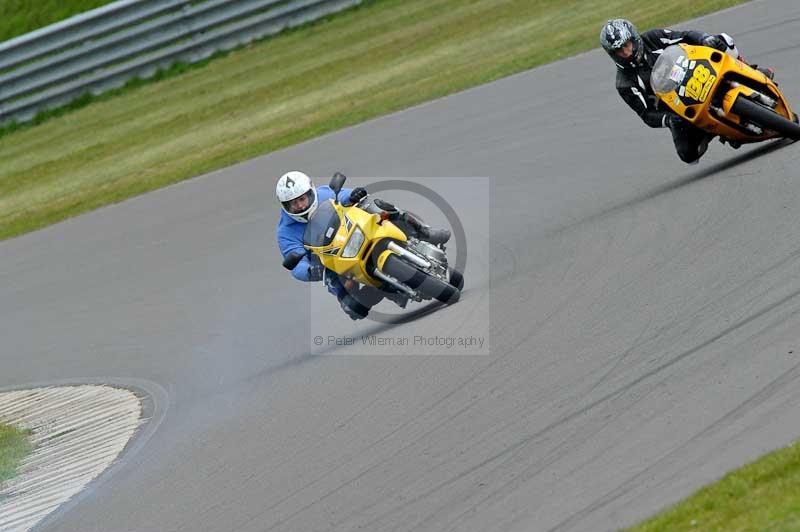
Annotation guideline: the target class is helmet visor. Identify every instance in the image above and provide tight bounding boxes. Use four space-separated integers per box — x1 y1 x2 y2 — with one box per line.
613 40 634 58
282 189 316 215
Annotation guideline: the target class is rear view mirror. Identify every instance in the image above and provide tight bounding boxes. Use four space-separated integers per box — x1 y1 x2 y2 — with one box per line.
329 172 346 199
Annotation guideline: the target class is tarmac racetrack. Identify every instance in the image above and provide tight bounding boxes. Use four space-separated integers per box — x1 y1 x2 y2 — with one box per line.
3 1 800 531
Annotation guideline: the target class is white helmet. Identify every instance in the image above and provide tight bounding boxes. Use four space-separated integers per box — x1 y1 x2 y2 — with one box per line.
276 171 318 223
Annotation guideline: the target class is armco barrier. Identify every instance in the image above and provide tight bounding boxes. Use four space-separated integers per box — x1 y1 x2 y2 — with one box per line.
0 0 362 125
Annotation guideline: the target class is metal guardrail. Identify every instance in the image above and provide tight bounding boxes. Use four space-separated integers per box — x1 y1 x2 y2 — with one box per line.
0 0 363 125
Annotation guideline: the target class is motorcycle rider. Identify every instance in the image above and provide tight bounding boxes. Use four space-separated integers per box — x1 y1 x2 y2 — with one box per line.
599 19 775 163
276 170 450 320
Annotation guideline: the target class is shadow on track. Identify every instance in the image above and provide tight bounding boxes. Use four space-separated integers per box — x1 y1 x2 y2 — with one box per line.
550 138 795 237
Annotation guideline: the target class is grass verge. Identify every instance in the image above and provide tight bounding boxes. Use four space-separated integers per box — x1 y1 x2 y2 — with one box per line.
0 0 749 241
0 0 117 42
0 423 32 486
628 441 800 531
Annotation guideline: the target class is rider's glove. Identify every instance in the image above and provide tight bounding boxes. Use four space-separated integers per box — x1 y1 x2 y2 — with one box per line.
307 264 324 282
340 294 369 320
348 187 368 206
702 34 727 52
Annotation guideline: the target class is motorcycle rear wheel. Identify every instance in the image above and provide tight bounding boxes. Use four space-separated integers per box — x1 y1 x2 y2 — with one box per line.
381 255 460 304
731 96 800 139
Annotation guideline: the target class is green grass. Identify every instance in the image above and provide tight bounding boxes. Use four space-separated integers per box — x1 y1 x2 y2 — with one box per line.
0 423 31 486
0 0 749 241
628 441 800 531
0 0 117 42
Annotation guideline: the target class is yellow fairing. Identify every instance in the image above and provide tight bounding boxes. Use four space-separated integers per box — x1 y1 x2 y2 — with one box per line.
305 201 407 288
652 44 795 143
721 84 756 116
376 249 395 271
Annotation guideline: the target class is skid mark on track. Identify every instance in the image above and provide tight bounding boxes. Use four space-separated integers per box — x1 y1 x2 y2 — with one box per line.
415 310 800 532
349 268 800 529
548 357 800 532
339 283 800 531
444 295 800 532
585 314 655 397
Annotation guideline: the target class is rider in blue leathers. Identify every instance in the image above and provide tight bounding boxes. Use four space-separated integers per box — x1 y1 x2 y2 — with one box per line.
276 170 450 320
276 171 363 318
277 185 351 283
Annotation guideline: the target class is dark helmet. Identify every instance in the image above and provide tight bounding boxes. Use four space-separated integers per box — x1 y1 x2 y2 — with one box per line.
600 19 644 69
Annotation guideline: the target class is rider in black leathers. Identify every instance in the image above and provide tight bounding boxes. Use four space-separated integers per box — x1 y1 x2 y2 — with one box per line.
600 19 775 164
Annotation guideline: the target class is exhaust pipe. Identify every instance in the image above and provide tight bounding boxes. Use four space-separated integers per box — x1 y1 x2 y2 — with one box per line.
743 123 764 134
373 268 416 297
387 241 431 270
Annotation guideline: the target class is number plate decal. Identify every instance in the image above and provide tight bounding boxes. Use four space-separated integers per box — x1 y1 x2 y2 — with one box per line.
681 61 717 104
669 65 687 83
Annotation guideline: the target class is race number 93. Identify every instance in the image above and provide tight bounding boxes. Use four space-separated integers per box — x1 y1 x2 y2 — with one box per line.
685 64 716 102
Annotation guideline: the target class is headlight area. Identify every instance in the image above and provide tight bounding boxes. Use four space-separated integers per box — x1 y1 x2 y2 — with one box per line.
341 227 365 258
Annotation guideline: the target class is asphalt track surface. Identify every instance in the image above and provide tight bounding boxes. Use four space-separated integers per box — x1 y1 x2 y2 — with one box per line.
2 1 800 530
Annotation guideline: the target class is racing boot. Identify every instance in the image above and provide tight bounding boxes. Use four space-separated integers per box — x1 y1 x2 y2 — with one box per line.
758 66 775 81
719 137 742 149
750 64 776 81
383 290 409 308
372 197 451 245
419 226 451 245
399 212 451 245
692 133 713 164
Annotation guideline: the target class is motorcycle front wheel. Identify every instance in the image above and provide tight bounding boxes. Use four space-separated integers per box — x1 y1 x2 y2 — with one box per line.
381 254 460 304
732 96 800 139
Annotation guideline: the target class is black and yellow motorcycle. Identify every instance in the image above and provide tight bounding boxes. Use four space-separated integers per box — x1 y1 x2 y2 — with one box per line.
651 43 800 143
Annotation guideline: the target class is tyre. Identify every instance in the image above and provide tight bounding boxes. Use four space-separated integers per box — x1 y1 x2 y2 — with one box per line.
381 254 460 304
731 96 800 139
449 269 464 290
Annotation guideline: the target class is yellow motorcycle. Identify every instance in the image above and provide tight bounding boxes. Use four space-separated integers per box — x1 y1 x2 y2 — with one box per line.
282 173 463 307
651 43 800 143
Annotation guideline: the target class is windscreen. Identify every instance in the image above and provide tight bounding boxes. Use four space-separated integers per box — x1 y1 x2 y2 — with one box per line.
303 200 341 247
651 45 688 94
